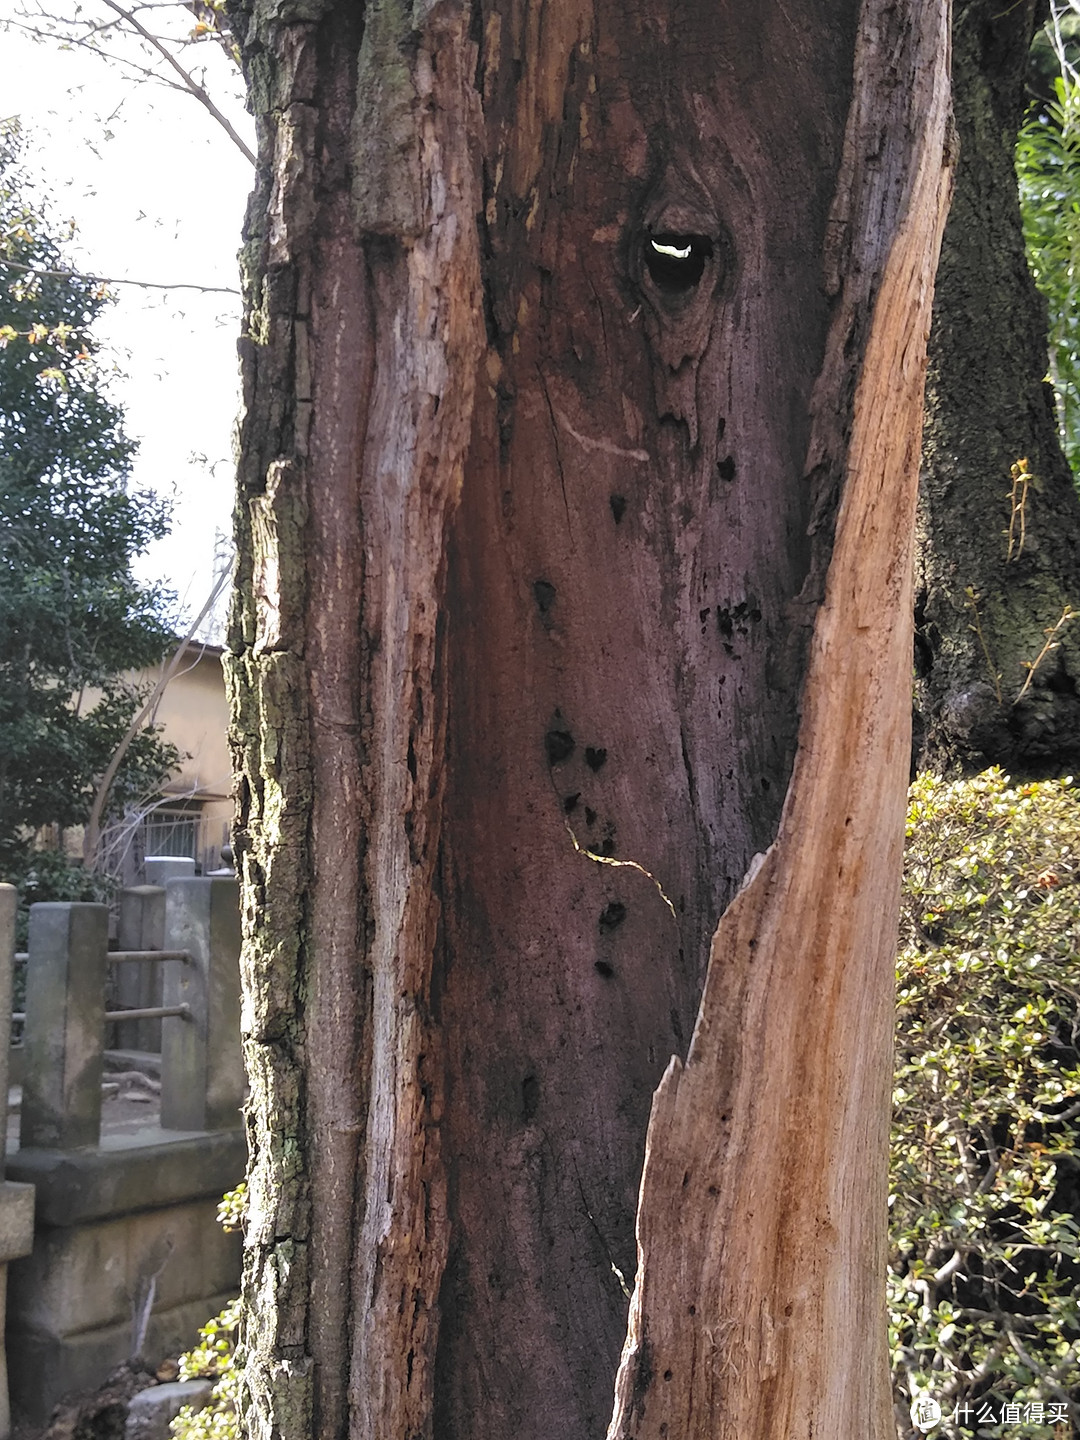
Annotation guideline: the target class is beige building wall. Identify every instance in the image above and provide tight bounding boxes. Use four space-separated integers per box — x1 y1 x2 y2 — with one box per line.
139 643 233 874
59 644 232 880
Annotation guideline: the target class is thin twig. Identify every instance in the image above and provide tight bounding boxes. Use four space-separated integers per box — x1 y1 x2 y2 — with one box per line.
1014 605 1077 704
1 257 240 296
965 587 1003 704
97 0 254 162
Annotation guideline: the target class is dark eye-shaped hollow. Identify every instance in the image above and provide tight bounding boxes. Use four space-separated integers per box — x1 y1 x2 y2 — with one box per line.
643 233 713 293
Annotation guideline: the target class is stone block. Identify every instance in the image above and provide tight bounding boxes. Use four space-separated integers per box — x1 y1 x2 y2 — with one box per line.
7 1128 246 1228
20 904 108 1150
125 1380 214 1440
8 1290 238 1425
114 888 167 1053
161 880 243 1133
8 1198 241 1337
143 859 196 886
0 1182 34 1262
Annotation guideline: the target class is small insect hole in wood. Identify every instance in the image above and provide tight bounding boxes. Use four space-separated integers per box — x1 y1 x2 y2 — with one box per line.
545 727 575 764
599 901 626 931
533 578 557 615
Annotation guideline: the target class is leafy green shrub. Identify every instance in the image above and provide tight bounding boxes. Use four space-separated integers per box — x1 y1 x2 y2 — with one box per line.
170 1297 240 1440
171 1185 246 1440
891 770 1080 1436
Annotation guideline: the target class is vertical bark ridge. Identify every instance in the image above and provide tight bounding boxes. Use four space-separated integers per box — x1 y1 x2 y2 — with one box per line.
607 3 953 1437
230 3 376 1434
348 7 486 1438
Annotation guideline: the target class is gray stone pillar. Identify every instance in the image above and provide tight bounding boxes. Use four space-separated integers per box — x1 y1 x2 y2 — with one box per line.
114 886 167 1052
20 903 108 1150
161 879 243 1132
144 857 196 887
0 886 16 1173
0 886 42 1440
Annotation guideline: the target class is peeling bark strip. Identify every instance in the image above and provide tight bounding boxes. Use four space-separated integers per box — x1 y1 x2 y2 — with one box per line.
348 8 485 1436
228 0 950 1434
608 4 952 1439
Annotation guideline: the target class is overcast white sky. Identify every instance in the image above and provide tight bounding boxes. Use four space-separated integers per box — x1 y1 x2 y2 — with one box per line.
0 2 254 639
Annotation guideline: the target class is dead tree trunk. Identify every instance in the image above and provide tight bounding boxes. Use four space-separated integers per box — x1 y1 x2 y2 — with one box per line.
226 0 951 1436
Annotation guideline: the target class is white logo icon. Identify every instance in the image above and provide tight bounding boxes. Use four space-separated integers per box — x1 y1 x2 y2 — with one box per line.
911 1396 942 1432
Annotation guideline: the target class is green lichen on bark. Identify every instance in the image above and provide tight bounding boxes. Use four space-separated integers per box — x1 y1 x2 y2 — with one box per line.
352 0 424 233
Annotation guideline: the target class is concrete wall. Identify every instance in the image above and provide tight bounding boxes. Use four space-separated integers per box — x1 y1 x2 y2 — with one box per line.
6 1132 244 1422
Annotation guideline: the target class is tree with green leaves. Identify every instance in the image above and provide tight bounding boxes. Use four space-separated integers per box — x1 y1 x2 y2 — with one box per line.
0 119 178 900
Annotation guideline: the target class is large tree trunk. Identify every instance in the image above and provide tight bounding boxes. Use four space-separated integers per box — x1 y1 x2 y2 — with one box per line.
916 0 1080 774
226 0 950 1436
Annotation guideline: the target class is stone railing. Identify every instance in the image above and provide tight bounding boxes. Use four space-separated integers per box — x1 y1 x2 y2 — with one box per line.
0 887 37 1440
4 878 246 1426
16 879 245 1145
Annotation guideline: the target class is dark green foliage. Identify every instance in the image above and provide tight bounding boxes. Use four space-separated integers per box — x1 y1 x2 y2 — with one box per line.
0 120 177 890
891 771 1080 1436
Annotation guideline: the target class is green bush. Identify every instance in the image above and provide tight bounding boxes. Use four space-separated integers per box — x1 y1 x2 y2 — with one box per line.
170 1186 246 1440
891 769 1080 1435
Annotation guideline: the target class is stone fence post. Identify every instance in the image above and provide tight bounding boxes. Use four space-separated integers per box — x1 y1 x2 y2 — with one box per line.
20 904 108 1151
0 886 38 1440
117 862 195 1055
113 886 166 1053
161 878 243 1132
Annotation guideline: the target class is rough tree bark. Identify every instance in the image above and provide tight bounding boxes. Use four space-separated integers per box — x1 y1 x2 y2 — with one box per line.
225 0 950 1437
916 0 1080 774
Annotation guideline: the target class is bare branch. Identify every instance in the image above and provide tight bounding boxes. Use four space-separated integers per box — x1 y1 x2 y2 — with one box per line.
98 0 254 162
932 1249 964 1286
1 258 240 296
1005 1329 1075 1406
3 13 221 102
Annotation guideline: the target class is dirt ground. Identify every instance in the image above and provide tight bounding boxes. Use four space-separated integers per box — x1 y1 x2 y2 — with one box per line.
12 1359 181 1440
